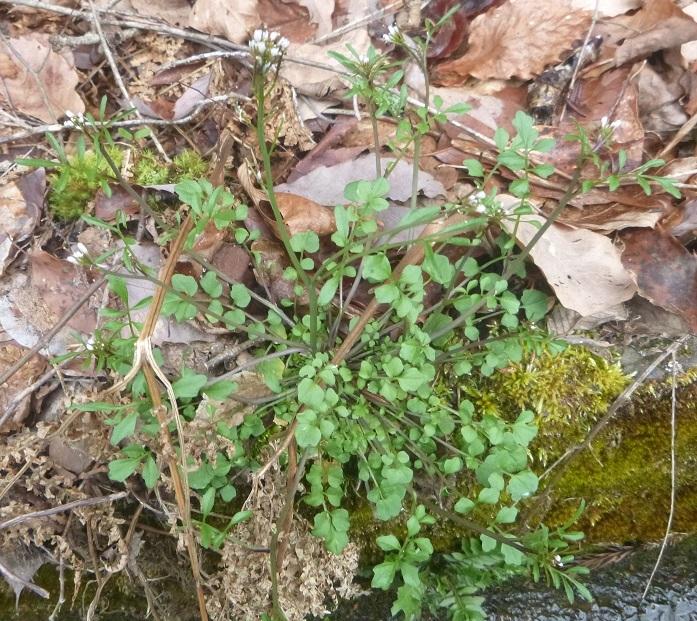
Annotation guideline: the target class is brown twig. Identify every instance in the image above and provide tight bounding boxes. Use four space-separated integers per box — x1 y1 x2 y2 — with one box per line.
0 91 249 145
87 0 168 161
0 491 127 530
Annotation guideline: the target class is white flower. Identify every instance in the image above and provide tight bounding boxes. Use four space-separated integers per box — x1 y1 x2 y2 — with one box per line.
553 554 564 568
248 29 288 72
383 24 402 44
63 110 85 128
470 190 488 213
66 242 89 265
85 336 95 351
600 116 621 132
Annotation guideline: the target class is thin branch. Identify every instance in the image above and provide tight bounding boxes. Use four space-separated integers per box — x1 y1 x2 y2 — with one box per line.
0 491 127 530
641 348 680 600
0 91 249 145
87 0 169 160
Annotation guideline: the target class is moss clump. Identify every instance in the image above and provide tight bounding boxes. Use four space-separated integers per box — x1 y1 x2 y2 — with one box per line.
469 346 628 465
48 146 208 221
172 149 207 181
48 145 123 220
132 148 169 185
544 374 697 543
132 148 207 186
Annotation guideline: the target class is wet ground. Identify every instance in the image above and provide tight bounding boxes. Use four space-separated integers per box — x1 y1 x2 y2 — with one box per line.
328 536 697 621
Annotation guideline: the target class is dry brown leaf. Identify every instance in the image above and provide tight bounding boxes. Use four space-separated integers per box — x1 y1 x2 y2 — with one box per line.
570 0 639 16
552 195 668 233
620 228 697 332
661 197 697 243
434 0 591 84
0 169 44 275
615 16 697 66
294 0 335 36
210 243 253 285
499 196 636 317
635 61 689 135
94 184 140 221
189 0 259 44
0 34 84 123
276 155 446 206
257 0 316 41
276 192 336 236
0 341 46 431
537 68 644 176
251 238 307 304
280 30 371 97
29 251 98 334
131 0 190 26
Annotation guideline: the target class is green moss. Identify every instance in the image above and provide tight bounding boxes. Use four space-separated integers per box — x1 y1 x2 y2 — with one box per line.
49 146 123 220
48 146 208 220
544 375 697 543
471 346 628 465
172 149 207 181
132 148 169 185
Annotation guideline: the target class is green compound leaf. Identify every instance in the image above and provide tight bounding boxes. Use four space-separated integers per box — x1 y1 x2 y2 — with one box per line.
171 273 198 297
108 457 141 482
363 254 392 282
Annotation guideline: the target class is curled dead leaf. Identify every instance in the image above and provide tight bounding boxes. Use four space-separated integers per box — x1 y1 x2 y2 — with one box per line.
0 34 84 122
275 192 336 236
620 227 697 332
615 3 697 66
434 0 591 83
499 195 636 317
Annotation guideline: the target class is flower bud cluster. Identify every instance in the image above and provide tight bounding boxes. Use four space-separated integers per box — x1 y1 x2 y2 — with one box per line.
63 110 86 129
249 29 289 73
382 24 403 45
469 190 488 214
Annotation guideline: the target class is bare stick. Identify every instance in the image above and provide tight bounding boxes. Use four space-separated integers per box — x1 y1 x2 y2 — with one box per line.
641 348 680 600
0 91 249 145
88 0 168 161
559 0 600 123
0 491 127 530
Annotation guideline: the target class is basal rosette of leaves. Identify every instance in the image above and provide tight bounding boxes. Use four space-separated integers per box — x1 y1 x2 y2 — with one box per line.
56 40 632 619
61 106 604 619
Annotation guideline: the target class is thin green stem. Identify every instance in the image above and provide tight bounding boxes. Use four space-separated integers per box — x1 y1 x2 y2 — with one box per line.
255 75 319 350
